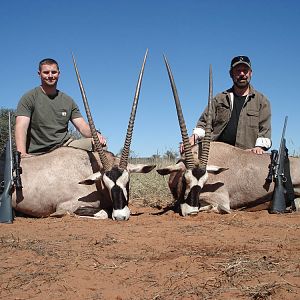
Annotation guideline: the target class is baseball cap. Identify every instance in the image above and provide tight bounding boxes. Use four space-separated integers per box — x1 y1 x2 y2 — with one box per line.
230 55 251 69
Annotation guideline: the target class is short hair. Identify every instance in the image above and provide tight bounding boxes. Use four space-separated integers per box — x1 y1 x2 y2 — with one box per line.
38 58 59 71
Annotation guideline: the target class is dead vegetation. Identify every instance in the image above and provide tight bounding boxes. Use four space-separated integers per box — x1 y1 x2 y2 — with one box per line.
129 156 175 208
0 158 299 299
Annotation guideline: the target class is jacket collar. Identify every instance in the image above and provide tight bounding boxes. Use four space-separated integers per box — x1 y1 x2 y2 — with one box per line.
223 85 256 109
223 84 256 97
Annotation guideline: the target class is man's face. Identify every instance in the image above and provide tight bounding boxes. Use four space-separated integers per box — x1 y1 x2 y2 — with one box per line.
231 64 252 88
38 63 60 87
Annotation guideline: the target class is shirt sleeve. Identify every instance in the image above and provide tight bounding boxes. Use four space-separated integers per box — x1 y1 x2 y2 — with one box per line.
70 99 83 120
257 96 272 149
16 92 34 117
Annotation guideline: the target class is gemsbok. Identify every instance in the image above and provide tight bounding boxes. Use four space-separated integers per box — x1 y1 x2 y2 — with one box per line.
157 56 300 216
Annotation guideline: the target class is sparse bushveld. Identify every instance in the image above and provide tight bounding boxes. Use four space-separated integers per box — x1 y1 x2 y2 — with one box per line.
129 156 176 208
0 108 15 153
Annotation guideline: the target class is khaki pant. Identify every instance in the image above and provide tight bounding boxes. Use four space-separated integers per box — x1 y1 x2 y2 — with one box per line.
64 138 107 152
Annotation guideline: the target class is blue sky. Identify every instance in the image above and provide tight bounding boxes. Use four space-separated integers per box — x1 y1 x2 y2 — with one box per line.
1 0 300 156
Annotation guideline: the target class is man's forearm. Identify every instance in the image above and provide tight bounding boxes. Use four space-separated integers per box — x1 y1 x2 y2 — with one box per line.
15 116 31 155
72 117 93 138
15 128 28 155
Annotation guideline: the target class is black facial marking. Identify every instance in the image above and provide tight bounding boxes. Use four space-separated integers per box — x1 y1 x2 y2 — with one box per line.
104 166 130 210
105 166 123 183
185 185 202 208
178 176 187 203
111 185 128 210
192 167 206 180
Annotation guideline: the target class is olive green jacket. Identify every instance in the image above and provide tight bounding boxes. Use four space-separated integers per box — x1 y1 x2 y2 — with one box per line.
194 85 271 150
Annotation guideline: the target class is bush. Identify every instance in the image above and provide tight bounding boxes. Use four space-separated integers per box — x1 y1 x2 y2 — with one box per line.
0 108 16 154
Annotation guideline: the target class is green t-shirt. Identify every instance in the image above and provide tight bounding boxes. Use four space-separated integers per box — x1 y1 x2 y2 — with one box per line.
16 87 82 153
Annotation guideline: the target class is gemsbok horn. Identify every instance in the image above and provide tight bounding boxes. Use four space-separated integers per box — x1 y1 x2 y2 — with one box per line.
163 55 195 170
72 53 111 171
198 64 213 167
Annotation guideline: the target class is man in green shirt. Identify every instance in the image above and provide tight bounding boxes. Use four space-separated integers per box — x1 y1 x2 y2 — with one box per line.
15 58 106 156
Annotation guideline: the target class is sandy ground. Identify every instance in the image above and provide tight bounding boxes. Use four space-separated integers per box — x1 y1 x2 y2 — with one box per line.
0 205 299 300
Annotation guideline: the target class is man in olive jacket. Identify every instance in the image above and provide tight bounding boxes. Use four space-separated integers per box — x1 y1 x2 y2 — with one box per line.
191 55 271 155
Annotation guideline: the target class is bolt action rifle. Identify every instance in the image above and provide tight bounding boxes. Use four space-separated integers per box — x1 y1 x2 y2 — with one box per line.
267 116 295 213
0 112 23 223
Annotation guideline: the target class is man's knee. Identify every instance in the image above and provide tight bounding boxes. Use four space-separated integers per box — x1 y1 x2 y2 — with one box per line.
67 138 107 152
67 138 93 151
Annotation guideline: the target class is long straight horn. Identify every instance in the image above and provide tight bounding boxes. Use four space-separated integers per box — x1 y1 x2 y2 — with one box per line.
163 55 194 170
119 49 148 170
199 64 213 167
72 53 110 171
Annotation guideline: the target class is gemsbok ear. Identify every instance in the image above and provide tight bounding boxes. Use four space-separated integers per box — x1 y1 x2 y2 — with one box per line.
127 164 156 174
79 172 103 185
156 161 186 175
206 165 229 174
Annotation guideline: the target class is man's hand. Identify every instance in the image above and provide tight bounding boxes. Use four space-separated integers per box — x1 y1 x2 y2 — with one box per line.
97 132 107 147
245 147 265 155
180 134 198 154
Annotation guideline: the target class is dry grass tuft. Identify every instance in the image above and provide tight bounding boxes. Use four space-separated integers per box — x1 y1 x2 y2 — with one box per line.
243 282 282 300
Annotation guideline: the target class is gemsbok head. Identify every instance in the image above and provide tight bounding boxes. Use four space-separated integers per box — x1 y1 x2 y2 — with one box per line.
157 56 227 216
72 50 155 220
